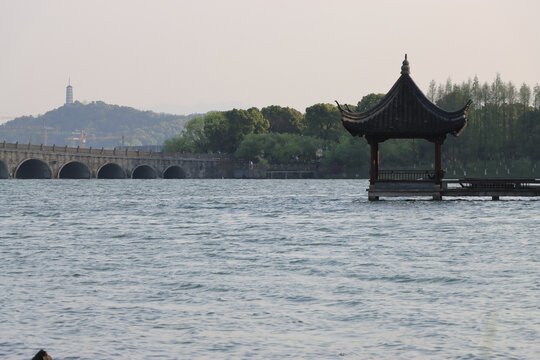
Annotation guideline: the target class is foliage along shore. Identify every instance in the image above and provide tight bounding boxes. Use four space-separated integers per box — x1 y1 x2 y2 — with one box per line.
164 76 540 178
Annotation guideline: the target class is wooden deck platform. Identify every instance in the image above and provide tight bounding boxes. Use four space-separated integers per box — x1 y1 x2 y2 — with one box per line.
368 178 540 200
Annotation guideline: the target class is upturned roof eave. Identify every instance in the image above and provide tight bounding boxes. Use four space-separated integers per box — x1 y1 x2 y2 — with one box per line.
338 74 471 123
336 75 405 121
336 55 473 141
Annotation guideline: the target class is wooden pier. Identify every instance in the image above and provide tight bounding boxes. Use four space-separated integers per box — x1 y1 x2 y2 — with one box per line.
367 176 540 200
442 178 540 200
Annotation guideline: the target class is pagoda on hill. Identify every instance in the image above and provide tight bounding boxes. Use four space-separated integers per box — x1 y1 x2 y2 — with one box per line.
336 55 472 200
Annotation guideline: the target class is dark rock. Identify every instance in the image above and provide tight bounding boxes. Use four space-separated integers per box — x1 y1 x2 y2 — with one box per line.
32 349 52 360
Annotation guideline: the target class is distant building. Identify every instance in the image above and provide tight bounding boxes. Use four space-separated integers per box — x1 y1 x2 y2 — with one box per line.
66 79 73 104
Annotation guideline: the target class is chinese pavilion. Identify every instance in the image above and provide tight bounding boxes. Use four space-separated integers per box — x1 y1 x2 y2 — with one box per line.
336 55 472 200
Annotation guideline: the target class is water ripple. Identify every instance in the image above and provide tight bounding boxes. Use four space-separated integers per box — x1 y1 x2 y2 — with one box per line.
0 179 539 359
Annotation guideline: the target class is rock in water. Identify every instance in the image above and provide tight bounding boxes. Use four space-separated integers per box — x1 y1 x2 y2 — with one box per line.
32 349 52 360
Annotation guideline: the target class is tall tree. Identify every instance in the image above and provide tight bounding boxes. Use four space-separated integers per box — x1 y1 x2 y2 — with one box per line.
221 108 269 153
499 79 508 144
427 80 437 102
490 74 503 137
471 76 481 106
533 83 540 110
261 105 304 134
461 78 472 102
203 112 230 152
507 81 517 144
436 84 445 101
303 103 344 145
163 116 208 153
471 76 481 127
480 82 490 153
519 83 531 120
444 78 453 97
356 93 385 112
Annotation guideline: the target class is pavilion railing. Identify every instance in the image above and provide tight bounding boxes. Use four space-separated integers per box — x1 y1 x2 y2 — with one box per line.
377 170 438 182
457 178 540 190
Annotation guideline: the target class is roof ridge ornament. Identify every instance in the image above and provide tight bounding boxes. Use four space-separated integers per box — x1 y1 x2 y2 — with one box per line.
401 54 410 75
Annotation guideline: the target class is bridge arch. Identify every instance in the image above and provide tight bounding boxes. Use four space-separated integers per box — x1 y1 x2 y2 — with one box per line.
15 158 52 179
163 165 186 179
97 163 126 179
132 164 157 179
0 159 8 179
58 161 91 179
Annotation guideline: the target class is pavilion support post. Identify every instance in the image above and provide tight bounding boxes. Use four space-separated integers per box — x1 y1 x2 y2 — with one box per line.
369 140 379 185
434 140 442 185
433 139 443 200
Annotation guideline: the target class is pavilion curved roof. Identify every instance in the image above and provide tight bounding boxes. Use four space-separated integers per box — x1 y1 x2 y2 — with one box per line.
336 55 471 142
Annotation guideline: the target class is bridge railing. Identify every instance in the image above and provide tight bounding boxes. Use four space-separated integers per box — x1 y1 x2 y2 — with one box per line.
1 141 233 161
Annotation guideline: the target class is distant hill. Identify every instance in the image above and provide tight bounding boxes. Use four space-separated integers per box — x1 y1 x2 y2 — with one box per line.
0 101 201 148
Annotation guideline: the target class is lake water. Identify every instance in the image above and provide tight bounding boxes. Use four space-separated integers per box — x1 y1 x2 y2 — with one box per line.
1 179 539 359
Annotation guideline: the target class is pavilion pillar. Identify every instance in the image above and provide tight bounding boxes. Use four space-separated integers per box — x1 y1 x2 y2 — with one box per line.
434 138 444 185
432 139 444 200
435 142 441 177
369 140 379 185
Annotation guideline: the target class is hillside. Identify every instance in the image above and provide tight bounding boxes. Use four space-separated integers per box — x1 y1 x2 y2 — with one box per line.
0 101 199 148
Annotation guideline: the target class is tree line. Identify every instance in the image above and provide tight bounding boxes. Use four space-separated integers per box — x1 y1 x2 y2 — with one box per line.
428 75 539 177
163 75 540 177
162 104 350 167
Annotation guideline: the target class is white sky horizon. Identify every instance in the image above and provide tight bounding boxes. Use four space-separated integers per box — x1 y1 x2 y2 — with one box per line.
1 0 539 122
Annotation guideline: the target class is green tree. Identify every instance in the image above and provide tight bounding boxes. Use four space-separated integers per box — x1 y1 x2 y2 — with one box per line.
534 83 540 109
201 108 269 153
162 116 207 153
519 83 531 115
514 110 539 159
235 133 322 164
234 133 268 161
324 135 369 169
203 112 230 152
303 103 344 145
506 81 517 143
427 80 437 102
356 93 385 112
533 83 540 109
223 108 269 152
261 105 304 134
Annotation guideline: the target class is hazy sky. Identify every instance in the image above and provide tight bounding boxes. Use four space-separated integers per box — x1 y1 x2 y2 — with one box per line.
1 0 539 121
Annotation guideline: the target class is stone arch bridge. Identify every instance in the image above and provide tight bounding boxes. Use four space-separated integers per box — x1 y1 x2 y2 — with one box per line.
0 142 238 179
